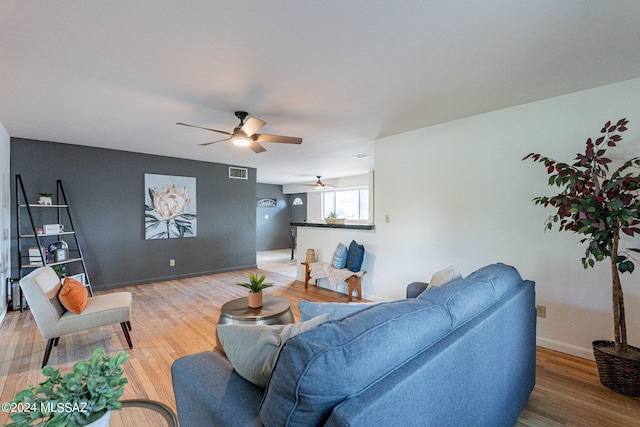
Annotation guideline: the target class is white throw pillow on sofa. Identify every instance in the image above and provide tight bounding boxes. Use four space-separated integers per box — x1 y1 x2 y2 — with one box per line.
216 314 328 388
429 266 461 287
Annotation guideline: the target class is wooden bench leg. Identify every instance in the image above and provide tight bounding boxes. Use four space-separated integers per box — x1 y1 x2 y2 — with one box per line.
302 262 313 289
346 276 362 302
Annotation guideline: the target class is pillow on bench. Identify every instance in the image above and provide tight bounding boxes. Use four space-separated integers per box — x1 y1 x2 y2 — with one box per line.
345 240 365 272
331 243 349 269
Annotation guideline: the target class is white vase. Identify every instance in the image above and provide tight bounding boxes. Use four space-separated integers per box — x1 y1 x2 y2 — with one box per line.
86 411 110 427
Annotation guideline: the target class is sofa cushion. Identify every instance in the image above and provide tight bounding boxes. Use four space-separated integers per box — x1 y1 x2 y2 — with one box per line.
345 240 365 272
298 300 384 322
217 314 328 389
331 243 349 269
259 299 452 426
418 263 524 328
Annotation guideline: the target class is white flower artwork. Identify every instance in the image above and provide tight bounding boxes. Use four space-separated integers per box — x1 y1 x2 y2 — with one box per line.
144 174 197 239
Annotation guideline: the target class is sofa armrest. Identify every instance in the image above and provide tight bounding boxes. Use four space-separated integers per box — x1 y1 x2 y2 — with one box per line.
171 351 264 427
406 282 429 298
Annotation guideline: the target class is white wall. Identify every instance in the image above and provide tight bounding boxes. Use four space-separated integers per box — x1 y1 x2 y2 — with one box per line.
0 121 10 325
373 78 640 360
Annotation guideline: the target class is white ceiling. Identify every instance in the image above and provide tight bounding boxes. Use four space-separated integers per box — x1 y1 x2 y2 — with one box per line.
2 1 640 185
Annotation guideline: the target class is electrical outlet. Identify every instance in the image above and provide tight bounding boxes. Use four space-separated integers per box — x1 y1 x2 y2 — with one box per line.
169 259 175 267
536 305 546 318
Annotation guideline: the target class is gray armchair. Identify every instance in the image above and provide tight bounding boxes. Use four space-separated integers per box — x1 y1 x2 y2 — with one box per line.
19 266 133 367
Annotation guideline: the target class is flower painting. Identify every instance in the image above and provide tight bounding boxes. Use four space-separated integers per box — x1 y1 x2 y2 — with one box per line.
145 174 197 239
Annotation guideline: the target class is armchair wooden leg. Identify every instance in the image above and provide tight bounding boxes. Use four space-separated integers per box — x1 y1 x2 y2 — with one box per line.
42 338 58 368
120 322 133 349
126 321 132 331
53 337 60 346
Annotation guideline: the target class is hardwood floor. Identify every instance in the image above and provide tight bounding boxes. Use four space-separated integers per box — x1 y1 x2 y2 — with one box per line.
1 268 639 426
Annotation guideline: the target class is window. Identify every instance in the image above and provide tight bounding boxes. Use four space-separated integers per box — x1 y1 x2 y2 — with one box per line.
322 189 369 220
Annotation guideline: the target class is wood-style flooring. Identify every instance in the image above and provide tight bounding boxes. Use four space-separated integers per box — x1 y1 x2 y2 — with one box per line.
1 267 639 426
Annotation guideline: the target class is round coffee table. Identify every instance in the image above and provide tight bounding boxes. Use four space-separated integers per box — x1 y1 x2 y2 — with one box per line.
218 295 294 326
110 399 177 427
216 295 294 351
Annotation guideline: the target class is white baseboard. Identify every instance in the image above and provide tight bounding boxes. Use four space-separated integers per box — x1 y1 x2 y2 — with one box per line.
536 336 595 361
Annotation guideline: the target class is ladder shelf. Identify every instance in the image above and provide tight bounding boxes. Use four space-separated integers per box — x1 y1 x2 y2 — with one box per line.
14 175 94 311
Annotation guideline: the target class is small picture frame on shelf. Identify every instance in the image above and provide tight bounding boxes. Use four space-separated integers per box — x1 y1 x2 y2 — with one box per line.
68 273 85 285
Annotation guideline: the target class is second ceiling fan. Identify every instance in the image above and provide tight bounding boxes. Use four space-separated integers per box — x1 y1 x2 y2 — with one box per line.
177 111 302 153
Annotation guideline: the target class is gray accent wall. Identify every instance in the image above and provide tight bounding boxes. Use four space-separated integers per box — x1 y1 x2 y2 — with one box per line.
256 183 290 251
11 138 257 290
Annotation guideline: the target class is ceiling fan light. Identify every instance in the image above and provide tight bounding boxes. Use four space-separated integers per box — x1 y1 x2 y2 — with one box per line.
232 136 252 147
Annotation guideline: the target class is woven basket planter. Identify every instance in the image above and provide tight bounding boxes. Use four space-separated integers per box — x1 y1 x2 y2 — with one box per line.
592 340 640 397
325 218 345 225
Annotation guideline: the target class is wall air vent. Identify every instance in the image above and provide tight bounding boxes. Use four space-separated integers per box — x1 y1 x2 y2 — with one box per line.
229 167 248 180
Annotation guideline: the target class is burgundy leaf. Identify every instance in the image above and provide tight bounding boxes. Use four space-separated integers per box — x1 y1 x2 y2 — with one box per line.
622 228 635 237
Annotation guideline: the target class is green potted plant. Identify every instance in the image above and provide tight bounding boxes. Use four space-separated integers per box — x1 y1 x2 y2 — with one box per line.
236 273 273 308
5 348 129 426
51 264 68 279
325 211 345 225
524 118 640 396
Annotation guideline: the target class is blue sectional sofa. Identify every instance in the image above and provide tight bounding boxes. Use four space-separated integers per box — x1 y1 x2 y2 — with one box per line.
171 263 536 426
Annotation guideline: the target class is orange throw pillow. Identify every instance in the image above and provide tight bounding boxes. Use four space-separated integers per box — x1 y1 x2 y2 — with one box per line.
58 277 88 314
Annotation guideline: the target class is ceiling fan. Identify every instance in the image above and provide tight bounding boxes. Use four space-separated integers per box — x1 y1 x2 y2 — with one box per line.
305 176 334 189
177 111 302 153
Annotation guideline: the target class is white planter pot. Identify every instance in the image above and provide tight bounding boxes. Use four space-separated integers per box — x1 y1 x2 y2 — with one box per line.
86 411 110 427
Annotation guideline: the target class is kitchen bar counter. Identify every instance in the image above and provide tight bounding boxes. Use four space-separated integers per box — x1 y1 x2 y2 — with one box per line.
291 222 375 230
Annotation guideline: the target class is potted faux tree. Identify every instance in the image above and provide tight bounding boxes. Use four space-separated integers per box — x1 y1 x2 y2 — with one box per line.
5 347 129 426
524 118 640 396
236 273 274 308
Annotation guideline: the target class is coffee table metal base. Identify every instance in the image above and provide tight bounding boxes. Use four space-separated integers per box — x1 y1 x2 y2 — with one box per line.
218 296 294 326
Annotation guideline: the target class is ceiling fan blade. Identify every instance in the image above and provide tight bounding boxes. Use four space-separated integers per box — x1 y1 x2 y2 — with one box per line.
249 141 267 153
241 117 267 137
255 133 303 144
198 137 230 146
177 122 232 136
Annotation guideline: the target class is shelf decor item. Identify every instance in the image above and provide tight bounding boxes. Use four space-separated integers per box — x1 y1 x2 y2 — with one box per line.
524 118 640 396
236 273 274 308
38 193 52 205
305 249 316 263
5 347 129 427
